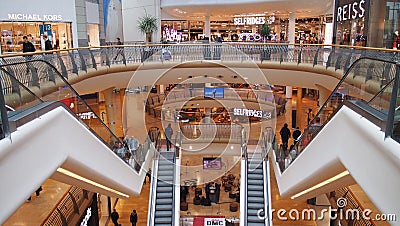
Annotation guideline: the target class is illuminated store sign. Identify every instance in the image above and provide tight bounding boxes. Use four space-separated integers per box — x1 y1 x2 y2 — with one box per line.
7 13 63 21
204 218 225 225
77 112 97 120
336 0 365 22
234 16 265 25
233 108 272 119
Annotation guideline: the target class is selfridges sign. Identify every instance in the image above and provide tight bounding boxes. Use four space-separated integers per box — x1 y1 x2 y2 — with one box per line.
336 0 366 22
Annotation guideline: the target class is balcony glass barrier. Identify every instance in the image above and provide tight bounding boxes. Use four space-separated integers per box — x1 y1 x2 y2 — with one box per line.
1 44 400 96
0 59 151 172
278 58 400 173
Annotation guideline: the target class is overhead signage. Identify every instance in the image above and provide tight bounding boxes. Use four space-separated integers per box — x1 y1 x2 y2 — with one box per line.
7 13 63 21
234 16 265 25
233 108 272 119
204 218 225 226
336 0 366 22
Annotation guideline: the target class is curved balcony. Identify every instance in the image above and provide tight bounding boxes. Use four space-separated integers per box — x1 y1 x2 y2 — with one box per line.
1 43 398 109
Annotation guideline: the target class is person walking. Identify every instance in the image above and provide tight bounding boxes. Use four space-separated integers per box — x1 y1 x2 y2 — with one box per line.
293 127 302 143
129 209 138 226
43 34 53 51
114 37 123 60
279 123 291 151
22 35 36 74
111 208 120 226
26 186 43 202
164 123 173 151
22 36 35 55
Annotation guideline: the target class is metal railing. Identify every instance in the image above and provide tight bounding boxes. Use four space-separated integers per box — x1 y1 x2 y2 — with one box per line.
41 186 93 226
329 187 376 226
1 44 399 99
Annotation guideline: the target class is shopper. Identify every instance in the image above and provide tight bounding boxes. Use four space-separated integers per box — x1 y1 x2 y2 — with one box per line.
26 186 43 202
293 127 302 143
22 35 36 74
164 123 173 151
129 209 138 226
111 209 120 226
114 37 124 60
43 34 53 51
279 123 291 151
22 36 35 55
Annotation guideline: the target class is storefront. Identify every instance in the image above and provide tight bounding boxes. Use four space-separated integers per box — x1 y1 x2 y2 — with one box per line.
0 0 78 53
162 14 329 43
333 0 400 48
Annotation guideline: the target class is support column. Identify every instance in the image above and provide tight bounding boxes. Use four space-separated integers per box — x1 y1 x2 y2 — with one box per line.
288 12 296 44
205 16 211 39
285 86 292 99
160 84 164 94
316 84 331 109
204 107 212 123
296 87 303 129
367 0 386 48
103 87 117 136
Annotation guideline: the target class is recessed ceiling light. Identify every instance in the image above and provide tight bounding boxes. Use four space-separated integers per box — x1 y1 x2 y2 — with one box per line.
178 77 182 80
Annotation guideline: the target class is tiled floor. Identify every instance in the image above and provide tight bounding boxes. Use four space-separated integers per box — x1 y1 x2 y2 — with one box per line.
4 91 388 225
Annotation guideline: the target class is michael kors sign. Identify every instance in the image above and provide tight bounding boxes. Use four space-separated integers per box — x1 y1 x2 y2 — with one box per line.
8 13 63 21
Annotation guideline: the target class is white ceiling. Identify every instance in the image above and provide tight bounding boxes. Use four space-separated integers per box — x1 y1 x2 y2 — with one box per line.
161 0 334 20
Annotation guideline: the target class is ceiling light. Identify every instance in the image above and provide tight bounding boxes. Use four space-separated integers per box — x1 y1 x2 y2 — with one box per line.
291 171 350 199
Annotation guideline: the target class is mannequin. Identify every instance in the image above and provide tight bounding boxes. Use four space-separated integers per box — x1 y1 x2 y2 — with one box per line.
394 31 400 50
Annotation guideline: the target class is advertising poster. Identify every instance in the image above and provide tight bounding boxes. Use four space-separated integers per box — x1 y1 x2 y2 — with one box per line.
103 0 123 42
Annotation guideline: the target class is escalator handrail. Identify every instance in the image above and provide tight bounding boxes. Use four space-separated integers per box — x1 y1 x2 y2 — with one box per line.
292 57 400 168
147 149 160 226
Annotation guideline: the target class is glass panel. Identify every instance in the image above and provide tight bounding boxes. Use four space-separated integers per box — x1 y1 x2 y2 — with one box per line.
392 74 400 142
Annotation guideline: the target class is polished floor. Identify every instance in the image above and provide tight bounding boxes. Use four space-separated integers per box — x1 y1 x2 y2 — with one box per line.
4 90 387 225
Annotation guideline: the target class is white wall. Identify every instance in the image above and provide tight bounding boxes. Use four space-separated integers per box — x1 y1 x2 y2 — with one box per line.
122 0 161 42
0 0 78 48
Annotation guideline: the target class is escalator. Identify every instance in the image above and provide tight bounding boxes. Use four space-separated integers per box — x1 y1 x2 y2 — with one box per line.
246 157 266 225
272 57 400 219
242 128 273 226
0 60 153 224
150 151 176 226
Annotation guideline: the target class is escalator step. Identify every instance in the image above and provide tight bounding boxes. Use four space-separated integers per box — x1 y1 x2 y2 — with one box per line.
248 202 264 209
248 208 264 216
154 224 173 226
157 181 172 187
248 185 263 191
248 197 264 203
155 204 172 211
156 193 173 198
248 180 264 185
158 175 174 181
154 216 172 224
157 186 173 193
155 199 172 205
248 174 263 180
248 191 264 197
158 170 173 176
155 210 172 217
248 168 263 174
158 165 174 171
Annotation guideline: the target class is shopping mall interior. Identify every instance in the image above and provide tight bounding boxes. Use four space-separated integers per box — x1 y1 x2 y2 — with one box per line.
0 0 400 226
